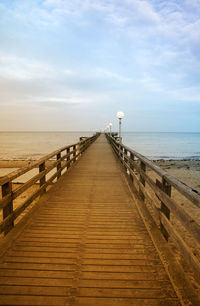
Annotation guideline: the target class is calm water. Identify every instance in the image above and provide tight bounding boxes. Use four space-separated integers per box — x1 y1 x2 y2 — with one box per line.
0 131 200 160
122 132 200 160
0 132 93 160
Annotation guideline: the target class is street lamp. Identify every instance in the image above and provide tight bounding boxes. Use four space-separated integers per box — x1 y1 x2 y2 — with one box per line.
116 111 124 142
109 123 112 135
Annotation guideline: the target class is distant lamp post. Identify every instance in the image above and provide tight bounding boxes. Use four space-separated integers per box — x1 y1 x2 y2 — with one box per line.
116 111 124 142
109 123 112 135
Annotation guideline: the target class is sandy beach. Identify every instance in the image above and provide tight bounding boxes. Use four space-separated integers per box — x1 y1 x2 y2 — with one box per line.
155 159 200 192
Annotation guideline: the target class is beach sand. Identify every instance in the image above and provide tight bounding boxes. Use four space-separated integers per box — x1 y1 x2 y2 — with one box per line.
155 159 200 192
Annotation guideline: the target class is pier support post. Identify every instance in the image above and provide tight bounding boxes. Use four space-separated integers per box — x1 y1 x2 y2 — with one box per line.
66 148 70 169
73 145 76 163
139 161 146 201
57 153 61 180
130 153 135 182
124 148 128 171
39 162 46 193
2 182 14 235
160 178 171 241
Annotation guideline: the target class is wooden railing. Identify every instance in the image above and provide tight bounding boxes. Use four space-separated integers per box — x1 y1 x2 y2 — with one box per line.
106 134 200 281
0 133 99 236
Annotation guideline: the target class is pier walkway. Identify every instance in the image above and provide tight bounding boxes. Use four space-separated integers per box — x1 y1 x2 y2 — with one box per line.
0 135 195 305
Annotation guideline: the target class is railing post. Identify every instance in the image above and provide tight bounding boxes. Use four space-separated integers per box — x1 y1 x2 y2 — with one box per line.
2 182 13 235
39 161 46 193
82 140 85 153
73 145 76 163
79 141 83 155
66 148 70 169
77 142 81 159
120 144 124 163
139 161 146 201
130 153 135 182
124 148 128 171
119 144 123 162
57 152 61 180
160 178 171 241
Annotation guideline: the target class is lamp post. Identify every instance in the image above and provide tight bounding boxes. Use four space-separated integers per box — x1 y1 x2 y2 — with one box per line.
116 111 124 143
109 123 112 135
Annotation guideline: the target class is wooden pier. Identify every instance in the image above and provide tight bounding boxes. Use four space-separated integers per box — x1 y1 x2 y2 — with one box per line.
0 134 200 305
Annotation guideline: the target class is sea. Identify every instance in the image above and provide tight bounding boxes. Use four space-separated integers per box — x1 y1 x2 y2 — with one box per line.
0 131 200 161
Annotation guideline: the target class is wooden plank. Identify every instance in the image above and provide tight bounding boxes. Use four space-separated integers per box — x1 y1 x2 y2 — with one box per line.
160 213 200 281
0 134 192 305
0 269 74 278
0 262 76 271
115 137 200 208
126 161 200 245
75 297 179 306
2 182 14 234
78 287 176 298
0 142 79 185
81 271 169 281
0 295 67 305
0 276 73 286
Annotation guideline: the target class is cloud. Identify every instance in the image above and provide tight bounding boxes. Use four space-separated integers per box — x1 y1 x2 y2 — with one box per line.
95 68 133 83
0 54 54 80
0 0 200 131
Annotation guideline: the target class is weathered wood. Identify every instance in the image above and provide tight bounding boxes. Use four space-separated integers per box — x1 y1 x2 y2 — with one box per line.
0 134 191 305
56 153 61 180
107 134 200 286
128 165 161 222
2 182 14 235
160 178 171 241
139 161 146 201
121 143 200 208
73 145 76 163
161 213 200 281
129 153 134 182
0 134 99 235
107 134 200 208
66 147 70 169
127 157 200 245
39 162 46 193
0 194 12 210
110 139 200 245
0 144 74 186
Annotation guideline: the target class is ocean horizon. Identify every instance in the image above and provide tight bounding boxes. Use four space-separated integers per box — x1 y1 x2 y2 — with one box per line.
0 131 200 161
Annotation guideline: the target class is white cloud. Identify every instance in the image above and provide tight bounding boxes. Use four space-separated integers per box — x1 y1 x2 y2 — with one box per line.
96 68 133 83
0 54 54 80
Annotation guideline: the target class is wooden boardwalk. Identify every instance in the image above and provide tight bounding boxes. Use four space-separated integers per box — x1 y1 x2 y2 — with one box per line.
0 135 181 305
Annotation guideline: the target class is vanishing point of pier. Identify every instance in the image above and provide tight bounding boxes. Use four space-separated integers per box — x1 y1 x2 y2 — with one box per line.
0 134 200 305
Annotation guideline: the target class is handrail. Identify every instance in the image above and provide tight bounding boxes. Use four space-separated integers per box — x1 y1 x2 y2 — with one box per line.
106 134 200 281
0 133 100 236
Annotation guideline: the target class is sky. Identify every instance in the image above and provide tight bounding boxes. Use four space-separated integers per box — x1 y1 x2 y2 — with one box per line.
0 0 200 132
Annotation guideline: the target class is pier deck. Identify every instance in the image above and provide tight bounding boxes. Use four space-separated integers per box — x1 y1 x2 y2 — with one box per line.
0 135 181 305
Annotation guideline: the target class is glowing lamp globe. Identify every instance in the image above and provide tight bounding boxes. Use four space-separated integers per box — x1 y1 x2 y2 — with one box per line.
117 111 124 119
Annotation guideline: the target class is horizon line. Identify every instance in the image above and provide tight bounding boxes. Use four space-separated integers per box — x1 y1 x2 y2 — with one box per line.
0 130 200 133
